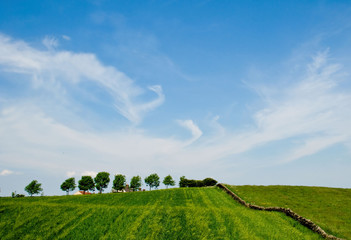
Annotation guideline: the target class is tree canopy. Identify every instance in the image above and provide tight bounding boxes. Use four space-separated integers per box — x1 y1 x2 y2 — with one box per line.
145 173 160 190
203 178 218 186
25 180 43 196
113 174 126 191
130 175 142 191
78 176 95 194
179 176 187 187
179 176 218 188
163 175 175 189
60 177 76 195
94 172 110 194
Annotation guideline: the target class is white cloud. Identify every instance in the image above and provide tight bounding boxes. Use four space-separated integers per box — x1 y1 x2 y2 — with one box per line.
115 85 165 124
81 171 98 177
66 171 76 177
0 34 164 124
177 119 203 145
62 35 71 41
281 135 347 164
0 50 350 175
0 104 187 175
0 169 14 176
171 50 351 165
42 35 59 50
248 51 351 162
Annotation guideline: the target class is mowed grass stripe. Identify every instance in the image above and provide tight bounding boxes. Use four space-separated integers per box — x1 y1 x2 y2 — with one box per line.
0 187 323 239
51 209 88 239
197 187 230 238
34 206 84 239
103 208 143 239
57 211 94 239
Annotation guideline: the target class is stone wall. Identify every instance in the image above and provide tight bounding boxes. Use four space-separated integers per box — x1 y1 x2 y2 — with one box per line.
216 183 343 240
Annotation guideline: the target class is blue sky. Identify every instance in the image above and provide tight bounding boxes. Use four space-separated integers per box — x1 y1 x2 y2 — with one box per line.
1 0 351 196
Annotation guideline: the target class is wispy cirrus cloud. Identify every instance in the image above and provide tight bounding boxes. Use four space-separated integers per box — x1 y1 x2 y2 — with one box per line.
1 45 350 173
0 34 164 124
42 36 59 51
0 104 187 176
172 50 351 166
177 119 203 145
66 171 76 178
0 169 14 176
81 171 98 177
250 50 351 163
62 35 71 41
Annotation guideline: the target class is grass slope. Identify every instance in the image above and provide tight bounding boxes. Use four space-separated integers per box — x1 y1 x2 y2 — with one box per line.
226 185 351 240
0 187 322 240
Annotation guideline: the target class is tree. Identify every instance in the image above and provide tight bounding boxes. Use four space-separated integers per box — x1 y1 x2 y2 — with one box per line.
179 176 188 187
203 178 217 186
113 174 126 192
178 176 217 188
60 177 76 195
25 180 43 196
163 175 175 189
130 175 142 191
144 173 160 190
78 176 95 194
94 172 110 194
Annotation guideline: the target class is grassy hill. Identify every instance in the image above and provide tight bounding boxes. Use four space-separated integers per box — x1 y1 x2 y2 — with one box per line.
226 185 351 239
0 187 324 240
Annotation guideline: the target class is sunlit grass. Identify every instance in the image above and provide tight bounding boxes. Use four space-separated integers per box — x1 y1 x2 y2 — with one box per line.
226 185 351 239
0 187 322 239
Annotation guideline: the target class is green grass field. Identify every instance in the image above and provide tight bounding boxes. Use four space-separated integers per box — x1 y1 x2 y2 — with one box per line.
226 185 351 240
0 187 322 240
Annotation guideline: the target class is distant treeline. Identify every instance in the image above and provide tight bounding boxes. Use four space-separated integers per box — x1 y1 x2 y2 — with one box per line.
179 176 217 188
14 173 218 197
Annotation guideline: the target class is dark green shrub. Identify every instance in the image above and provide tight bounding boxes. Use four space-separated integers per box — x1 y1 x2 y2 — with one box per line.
179 176 188 187
203 178 217 186
11 192 25 198
179 177 217 188
187 180 197 187
196 180 205 187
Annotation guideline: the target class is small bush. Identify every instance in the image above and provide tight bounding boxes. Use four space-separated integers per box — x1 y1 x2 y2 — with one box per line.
11 192 25 198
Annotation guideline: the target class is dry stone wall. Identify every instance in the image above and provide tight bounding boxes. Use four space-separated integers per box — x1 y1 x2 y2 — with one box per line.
217 183 343 240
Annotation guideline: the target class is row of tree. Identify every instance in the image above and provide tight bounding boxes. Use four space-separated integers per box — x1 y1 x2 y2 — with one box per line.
61 172 176 195
21 174 217 197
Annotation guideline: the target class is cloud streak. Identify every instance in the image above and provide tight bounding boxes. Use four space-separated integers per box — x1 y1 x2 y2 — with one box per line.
179 50 351 165
250 50 351 162
0 34 164 124
42 36 59 51
1 48 350 172
0 104 186 174
0 169 14 176
177 120 203 145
